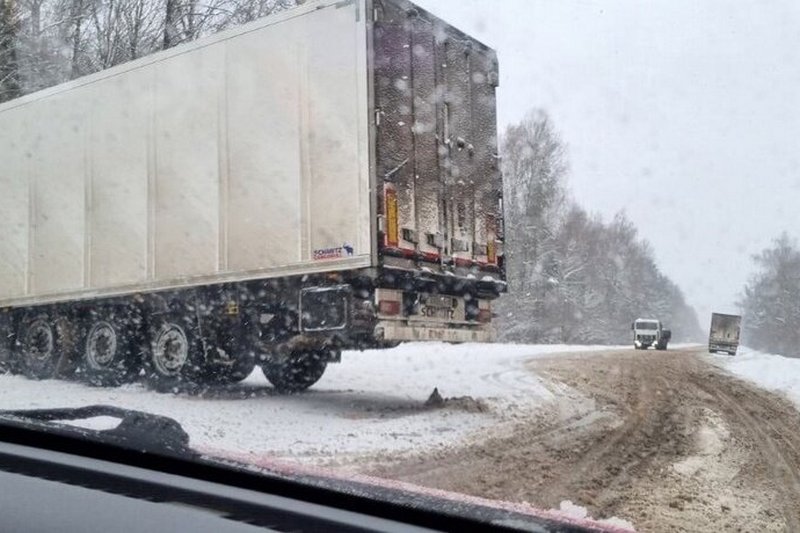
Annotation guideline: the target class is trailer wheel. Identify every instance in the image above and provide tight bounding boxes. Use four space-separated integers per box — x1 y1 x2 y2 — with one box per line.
143 315 201 392
17 315 59 379
262 350 329 393
202 352 256 385
200 335 256 386
78 312 139 387
204 357 256 385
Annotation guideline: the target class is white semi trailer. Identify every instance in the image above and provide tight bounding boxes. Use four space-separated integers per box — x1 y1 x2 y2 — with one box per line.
0 0 504 391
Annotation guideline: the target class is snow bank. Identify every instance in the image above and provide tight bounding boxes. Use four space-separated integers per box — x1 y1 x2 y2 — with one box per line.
321 342 619 407
714 347 800 409
0 342 614 462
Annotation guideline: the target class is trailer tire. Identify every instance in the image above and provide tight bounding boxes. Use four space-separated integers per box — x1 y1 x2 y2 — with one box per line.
78 311 139 387
204 358 256 385
143 314 202 392
262 350 328 393
17 314 59 380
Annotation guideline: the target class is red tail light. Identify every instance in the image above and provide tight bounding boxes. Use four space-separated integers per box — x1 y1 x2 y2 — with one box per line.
477 309 492 323
378 300 401 316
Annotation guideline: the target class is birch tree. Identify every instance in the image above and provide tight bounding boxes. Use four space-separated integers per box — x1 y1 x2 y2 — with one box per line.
0 0 21 100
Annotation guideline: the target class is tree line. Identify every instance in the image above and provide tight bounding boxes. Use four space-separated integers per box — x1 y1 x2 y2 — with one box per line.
0 0 297 102
739 234 800 356
497 110 703 344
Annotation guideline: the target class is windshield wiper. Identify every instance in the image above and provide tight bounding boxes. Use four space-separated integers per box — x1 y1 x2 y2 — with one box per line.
0 405 193 457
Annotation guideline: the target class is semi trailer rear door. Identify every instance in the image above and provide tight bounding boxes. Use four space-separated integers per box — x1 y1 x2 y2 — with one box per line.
373 0 503 279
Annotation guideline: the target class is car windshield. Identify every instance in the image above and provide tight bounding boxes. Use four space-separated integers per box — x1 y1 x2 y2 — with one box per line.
1 1 799 531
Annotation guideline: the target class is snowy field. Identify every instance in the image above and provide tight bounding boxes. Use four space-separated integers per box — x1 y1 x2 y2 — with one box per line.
0 343 619 463
713 347 800 410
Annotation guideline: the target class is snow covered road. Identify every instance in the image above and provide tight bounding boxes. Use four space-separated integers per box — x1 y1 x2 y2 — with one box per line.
0 342 616 463
6 342 799 532
364 345 800 532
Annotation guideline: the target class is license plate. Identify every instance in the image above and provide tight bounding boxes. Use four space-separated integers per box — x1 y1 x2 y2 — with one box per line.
422 295 454 308
418 295 462 321
419 305 456 320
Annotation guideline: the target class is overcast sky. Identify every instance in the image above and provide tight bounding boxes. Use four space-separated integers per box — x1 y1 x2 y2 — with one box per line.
416 0 800 329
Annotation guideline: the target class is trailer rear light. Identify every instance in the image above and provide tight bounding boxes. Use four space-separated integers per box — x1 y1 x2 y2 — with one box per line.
487 239 497 264
477 309 492 323
376 288 403 316
378 300 401 316
385 185 399 247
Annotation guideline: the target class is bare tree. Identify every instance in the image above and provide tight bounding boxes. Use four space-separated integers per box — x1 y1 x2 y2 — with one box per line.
64 0 86 76
502 110 567 291
1 0 297 100
14 0 72 92
121 0 160 58
161 0 176 47
87 0 130 69
225 0 293 27
495 110 568 341
0 0 22 101
161 0 288 50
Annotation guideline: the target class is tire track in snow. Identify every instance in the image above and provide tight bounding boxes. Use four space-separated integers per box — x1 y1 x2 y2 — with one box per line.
690 371 800 531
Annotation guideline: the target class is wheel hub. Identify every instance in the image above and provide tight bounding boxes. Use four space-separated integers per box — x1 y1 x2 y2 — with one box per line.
153 325 188 376
86 322 118 369
25 320 53 362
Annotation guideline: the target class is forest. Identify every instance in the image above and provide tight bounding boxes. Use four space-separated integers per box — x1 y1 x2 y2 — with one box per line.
739 234 800 357
497 111 703 344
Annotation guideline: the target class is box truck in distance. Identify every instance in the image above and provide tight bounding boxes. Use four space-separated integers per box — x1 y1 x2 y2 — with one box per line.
0 0 504 392
709 313 742 355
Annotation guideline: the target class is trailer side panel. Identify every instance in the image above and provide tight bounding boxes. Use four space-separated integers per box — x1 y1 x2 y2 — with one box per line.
0 0 372 307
